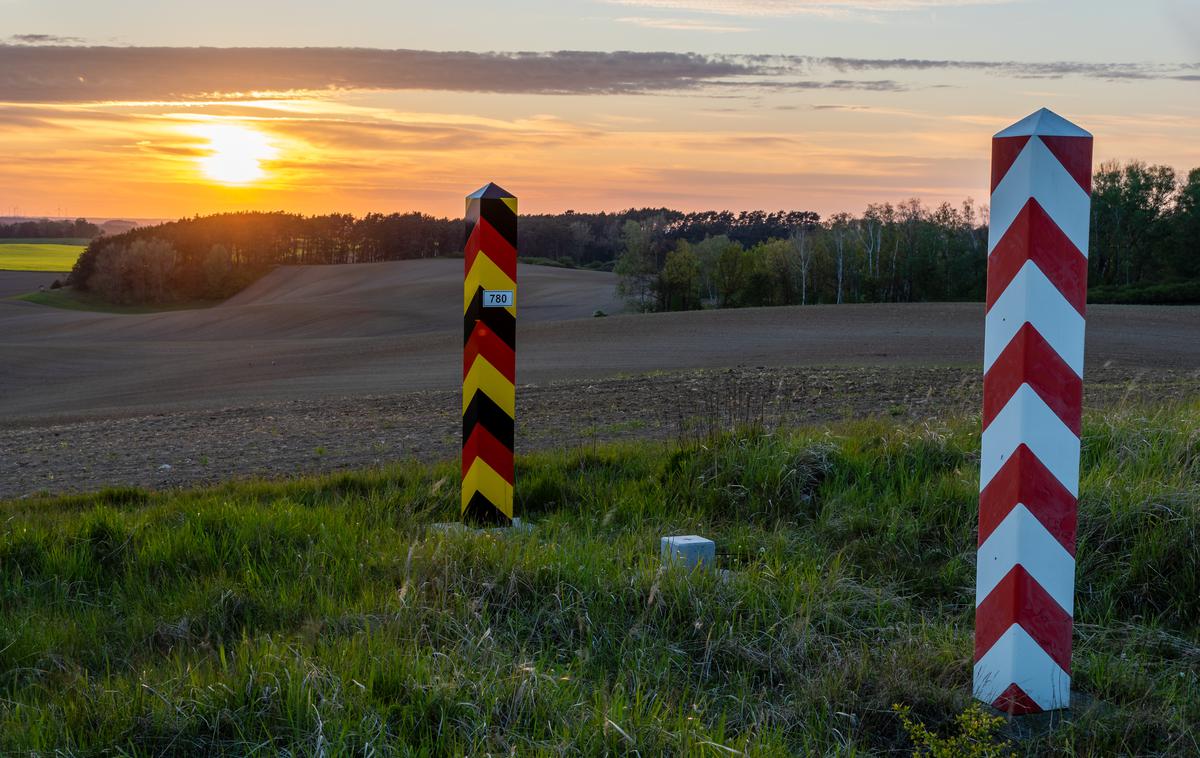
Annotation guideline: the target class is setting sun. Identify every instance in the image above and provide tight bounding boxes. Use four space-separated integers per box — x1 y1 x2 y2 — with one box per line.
195 123 277 185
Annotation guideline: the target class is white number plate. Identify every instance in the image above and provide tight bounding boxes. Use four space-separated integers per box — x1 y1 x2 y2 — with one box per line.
483 290 514 308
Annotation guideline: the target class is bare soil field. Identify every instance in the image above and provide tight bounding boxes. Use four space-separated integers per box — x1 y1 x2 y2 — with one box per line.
0 270 65 297
1 259 1197 499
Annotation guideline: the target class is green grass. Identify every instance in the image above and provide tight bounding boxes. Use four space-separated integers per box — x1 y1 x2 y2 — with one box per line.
1 403 1197 754
0 237 93 246
519 256 576 268
15 288 218 314
0 242 85 271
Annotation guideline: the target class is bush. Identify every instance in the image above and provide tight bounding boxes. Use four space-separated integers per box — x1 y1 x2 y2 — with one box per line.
86 239 178 305
893 703 1011 757
81 238 267 305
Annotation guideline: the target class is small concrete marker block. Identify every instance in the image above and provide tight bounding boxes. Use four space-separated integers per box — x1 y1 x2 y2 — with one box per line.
428 522 468 534
661 535 715 571
483 517 533 536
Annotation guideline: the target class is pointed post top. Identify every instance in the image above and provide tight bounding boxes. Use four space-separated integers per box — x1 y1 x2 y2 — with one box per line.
467 182 516 200
994 108 1091 139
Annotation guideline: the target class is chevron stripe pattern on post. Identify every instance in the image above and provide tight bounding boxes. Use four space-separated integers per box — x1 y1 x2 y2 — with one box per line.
975 108 1092 715
463 182 518 526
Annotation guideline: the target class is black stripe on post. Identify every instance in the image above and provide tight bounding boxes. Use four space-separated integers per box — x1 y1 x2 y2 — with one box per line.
463 491 510 526
462 392 515 450
482 199 517 250
463 287 516 349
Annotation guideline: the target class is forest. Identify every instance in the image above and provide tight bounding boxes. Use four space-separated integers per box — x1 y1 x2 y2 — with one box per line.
1 218 100 239
65 160 1199 307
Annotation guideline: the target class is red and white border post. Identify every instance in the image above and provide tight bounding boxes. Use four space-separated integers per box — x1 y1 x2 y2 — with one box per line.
975 108 1092 715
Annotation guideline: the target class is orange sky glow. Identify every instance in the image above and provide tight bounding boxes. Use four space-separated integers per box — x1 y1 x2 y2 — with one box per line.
2 1 1198 220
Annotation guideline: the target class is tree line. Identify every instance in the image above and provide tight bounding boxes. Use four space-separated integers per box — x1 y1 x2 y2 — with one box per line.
616 161 1200 311
1 218 99 239
67 159 1199 306
69 211 463 304
67 208 823 304
521 209 820 267
616 200 988 311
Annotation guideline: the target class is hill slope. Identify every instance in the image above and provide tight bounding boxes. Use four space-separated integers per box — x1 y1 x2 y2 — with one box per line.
0 259 622 417
0 256 1197 421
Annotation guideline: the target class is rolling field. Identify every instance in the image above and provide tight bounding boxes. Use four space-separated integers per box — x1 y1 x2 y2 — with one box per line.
0 258 1197 499
1 259 1196 419
1 403 1197 754
0 241 84 271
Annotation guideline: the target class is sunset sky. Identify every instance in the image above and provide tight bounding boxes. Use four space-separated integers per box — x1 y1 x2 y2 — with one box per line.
3 0 1198 219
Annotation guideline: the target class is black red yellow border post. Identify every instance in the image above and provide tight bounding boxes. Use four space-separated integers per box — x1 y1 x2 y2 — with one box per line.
462 183 517 526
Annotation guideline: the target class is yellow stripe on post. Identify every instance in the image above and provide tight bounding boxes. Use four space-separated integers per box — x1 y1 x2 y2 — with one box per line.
462 357 516 417
462 457 514 516
464 254 518 317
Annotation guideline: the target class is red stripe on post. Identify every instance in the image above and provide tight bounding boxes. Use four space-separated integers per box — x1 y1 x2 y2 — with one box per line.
464 321 516 383
991 135 1032 193
465 216 518 280
982 324 1083 435
985 199 1088 315
462 423 515 484
1039 136 1093 195
975 565 1073 672
978 444 1077 554
991 683 1043 716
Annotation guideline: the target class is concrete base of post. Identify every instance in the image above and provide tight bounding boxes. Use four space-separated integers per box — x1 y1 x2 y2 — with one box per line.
661 535 715 570
429 518 531 535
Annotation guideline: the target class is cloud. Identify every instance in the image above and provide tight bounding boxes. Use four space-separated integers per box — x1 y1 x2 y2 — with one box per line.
254 114 602 154
0 46 768 103
717 77 907 92
0 110 47 128
815 56 1200 81
6 33 86 45
615 16 753 31
809 103 872 110
1 46 1194 105
602 0 1010 17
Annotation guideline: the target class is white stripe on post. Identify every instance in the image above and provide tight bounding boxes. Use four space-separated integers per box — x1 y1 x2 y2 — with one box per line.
980 384 1082 495
988 137 1092 257
973 625 1072 712
983 262 1086 376
975 503 1077 613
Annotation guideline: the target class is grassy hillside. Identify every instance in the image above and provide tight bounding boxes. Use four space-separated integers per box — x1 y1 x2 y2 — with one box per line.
15 288 218 313
0 237 92 246
1 403 1197 754
0 242 85 271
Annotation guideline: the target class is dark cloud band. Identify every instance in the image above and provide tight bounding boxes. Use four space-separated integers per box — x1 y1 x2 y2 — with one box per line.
0 47 766 102
0 46 1194 103
815 56 1200 81
5 34 87 45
